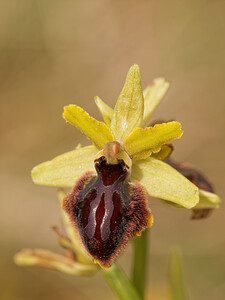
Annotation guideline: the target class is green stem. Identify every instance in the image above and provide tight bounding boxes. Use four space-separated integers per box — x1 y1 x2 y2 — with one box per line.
102 262 142 300
132 229 149 299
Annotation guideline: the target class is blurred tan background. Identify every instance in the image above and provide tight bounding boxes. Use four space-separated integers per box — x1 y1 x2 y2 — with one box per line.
0 1 225 299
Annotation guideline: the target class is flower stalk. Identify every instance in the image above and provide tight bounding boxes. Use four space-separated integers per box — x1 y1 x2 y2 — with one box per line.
132 229 149 299
102 263 142 300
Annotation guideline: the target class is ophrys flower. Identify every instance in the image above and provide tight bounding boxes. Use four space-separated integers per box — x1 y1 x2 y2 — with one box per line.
31 65 199 268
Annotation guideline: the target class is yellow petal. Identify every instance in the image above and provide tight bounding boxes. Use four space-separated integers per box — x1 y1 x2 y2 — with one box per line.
57 189 94 265
142 78 170 126
31 145 97 187
14 249 97 276
124 122 183 160
95 96 114 127
63 105 114 149
110 64 144 143
151 144 173 161
131 157 199 208
193 189 221 209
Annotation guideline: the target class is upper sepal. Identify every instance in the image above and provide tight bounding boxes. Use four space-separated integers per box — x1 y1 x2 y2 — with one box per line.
110 64 144 144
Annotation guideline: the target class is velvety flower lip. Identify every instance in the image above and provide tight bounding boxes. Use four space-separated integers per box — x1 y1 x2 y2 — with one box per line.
62 154 152 268
30 64 205 267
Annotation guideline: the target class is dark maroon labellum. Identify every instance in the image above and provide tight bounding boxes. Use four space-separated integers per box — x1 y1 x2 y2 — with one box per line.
63 156 151 268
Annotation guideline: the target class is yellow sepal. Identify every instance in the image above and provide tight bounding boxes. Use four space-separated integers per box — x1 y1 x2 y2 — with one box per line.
131 157 199 208
194 189 221 209
31 145 97 187
110 64 144 143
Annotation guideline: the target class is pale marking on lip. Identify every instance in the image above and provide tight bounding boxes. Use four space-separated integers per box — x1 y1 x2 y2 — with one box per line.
100 191 114 241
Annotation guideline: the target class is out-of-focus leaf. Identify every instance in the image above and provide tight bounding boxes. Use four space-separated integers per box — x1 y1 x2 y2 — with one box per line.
142 78 170 126
168 246 188 300
31 145 97 187
52 226 75 253
124 122 183 160
110 64 144 143
14 249 96 276
131 157 199 208
63 105 114 149
95 96 113 126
